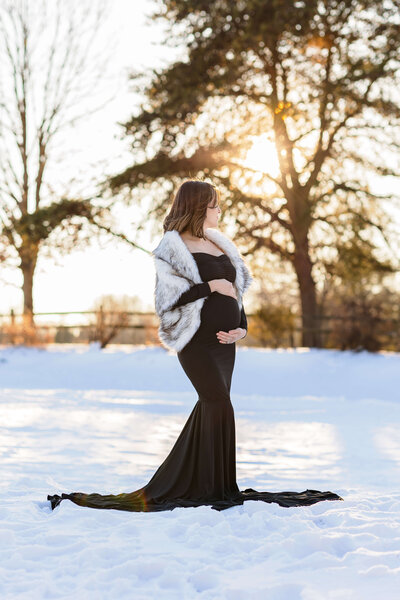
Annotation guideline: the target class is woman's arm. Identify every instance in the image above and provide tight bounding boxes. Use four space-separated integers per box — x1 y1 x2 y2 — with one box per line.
171 282 211 309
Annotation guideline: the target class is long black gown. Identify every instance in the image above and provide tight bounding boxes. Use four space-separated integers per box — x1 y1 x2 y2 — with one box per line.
47 252 343 512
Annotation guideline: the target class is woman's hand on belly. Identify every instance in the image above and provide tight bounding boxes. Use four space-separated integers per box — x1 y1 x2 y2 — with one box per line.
216 327 247 344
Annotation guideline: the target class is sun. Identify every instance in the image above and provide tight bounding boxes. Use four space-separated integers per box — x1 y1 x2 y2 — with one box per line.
243 134 280 179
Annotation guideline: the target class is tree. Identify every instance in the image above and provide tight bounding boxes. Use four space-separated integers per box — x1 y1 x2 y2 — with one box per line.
0 0 113 323
107 0 400 346
89 294 146 348
319 211 398 350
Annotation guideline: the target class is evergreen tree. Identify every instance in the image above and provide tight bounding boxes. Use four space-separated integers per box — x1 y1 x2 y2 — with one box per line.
109 0 400 346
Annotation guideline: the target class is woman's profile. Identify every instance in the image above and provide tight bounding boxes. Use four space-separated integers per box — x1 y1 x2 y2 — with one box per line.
47 180 343 512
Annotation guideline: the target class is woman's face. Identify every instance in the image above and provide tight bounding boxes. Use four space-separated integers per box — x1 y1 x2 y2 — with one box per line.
203 197 221 229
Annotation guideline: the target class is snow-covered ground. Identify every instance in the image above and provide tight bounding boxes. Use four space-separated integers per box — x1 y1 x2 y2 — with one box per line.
1 344 399 599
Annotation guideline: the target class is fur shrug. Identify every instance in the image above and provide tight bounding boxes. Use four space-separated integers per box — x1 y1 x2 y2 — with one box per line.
151 227 253 352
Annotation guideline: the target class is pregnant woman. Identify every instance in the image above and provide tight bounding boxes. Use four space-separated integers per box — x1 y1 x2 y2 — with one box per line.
47 180 343 512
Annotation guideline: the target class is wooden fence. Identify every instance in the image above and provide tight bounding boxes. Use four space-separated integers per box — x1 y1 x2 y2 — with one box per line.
0 308 399 350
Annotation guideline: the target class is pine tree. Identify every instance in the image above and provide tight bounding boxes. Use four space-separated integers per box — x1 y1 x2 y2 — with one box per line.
109 0 400 346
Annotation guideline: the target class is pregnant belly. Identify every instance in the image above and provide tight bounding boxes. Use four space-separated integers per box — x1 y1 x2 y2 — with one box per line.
200 292 241 332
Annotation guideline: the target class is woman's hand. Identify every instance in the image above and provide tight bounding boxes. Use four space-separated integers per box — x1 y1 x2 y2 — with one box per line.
216 327 247 344
208 278 237 299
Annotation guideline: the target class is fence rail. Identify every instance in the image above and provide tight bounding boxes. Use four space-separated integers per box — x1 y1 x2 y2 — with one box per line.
0 308 399 350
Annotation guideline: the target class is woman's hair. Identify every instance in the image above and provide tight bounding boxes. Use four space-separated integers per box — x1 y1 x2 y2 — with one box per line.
163 180 220 239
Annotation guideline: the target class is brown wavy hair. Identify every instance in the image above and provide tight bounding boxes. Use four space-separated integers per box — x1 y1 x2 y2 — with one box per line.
163 180 220 239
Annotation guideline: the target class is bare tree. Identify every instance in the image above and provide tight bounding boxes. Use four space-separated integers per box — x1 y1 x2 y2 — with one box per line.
0 0 115 323
89 294 143 348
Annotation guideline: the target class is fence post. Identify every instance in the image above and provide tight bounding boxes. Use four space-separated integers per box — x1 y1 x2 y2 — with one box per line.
10 309 15 345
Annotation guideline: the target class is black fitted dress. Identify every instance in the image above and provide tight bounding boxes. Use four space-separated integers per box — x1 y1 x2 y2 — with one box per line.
47 252 343 512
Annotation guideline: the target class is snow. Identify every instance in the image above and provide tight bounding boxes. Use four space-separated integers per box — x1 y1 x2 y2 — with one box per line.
1 344 400 598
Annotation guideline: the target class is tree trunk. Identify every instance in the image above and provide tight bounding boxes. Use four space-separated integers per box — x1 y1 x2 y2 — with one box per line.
21 257 37 326
293 246 321 348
